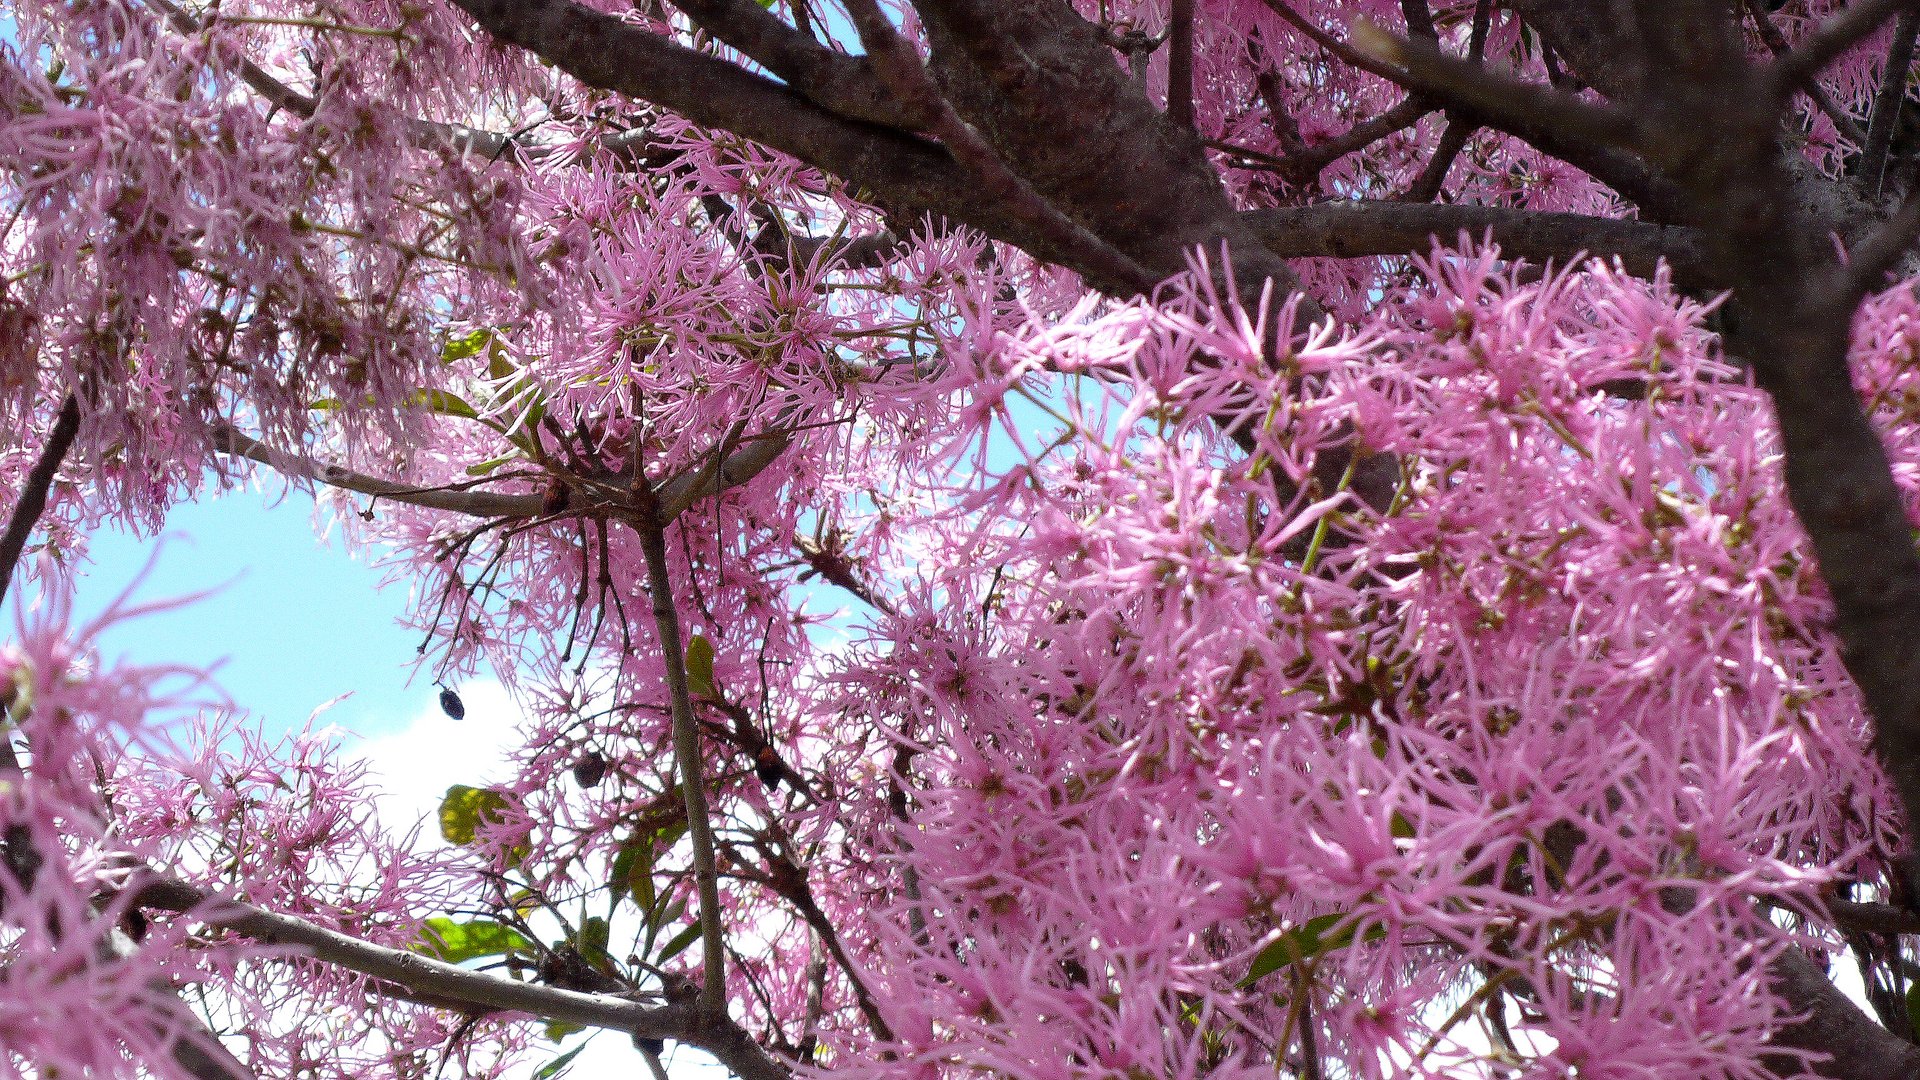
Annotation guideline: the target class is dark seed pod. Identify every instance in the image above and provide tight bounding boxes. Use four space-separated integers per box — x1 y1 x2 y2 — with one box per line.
540 479 571 516
637 1038 666 1057
438 688 466 721
754 746 783 790
571 750 607 789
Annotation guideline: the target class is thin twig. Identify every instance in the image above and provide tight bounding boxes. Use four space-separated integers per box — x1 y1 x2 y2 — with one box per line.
0 393 80 608
1863 9 1920 192
1745 0 1870 144
1167 0 1195 129
632 492 728 1016
1769 0 1920 100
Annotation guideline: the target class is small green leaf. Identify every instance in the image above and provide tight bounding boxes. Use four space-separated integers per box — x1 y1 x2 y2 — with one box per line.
1241 914 1352 988
543 1021 586 1043
465 453 518 477
413 917 533 964
437 785 529 863
309 397 344 411
533 1042 588 1079
654 922 703 964
408 388 480 420
685 634 718 700
611 840 646 903
579 916 611 966
441 328 492 363
438 784 509 845
649 893 689 937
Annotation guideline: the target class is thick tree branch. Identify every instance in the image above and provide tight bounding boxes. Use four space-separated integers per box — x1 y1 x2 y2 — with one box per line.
664 0 930 130
439 0 1131 279
1766 948 1920 1079
1350 23 1637 156
0 393 80 608
1240 202 1714 285
1828 896 1920 936
841 0 1157 292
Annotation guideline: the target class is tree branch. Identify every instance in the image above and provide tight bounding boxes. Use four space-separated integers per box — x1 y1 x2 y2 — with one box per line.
1838 186 1920 295
0 393 80 608
132 878 789 1080
1349 21 1637 154
1743 0 1870 147
211 427 547 518
1239 201 1715 285
1766 947 1920 1079
1167 0 1195 129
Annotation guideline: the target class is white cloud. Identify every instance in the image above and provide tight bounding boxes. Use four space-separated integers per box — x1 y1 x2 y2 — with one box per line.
349 677 524 836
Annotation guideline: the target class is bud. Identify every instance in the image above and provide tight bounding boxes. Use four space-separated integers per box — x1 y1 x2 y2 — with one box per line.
571 750 608 788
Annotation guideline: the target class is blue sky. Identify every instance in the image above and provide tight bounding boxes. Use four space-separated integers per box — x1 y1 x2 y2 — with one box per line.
6 485 465 740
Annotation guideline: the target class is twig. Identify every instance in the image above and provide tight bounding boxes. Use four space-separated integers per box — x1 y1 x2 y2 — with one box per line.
1258 0 1410 84
1167 0 1195 129
1270 96 1434 184
0 393 80 608
1745 0 1869 144
1401 118 1471 202
1769 0 1920 100
1863 9 1920 192
632 493 728 1016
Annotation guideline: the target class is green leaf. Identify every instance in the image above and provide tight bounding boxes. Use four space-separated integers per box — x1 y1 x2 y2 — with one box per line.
1241 914 1353 988
543 1021 585 1044
579 916 611 966
649 893 688 937
412 917 533 964
533 1042 588 1079
611 839 648 905
465 453 518 477
438 784 510 845
408 388 480 420
685 634 718 700
654 921 703 964
437 785 529 863
441 328 492 363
